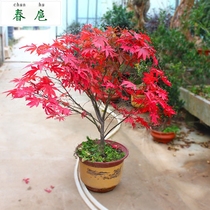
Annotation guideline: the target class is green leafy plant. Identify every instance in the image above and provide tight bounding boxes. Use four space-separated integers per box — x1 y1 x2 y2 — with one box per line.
128 60 151 85
188 85 210 100
100 2 136 30
75 137 125 162
187 0 210 48
163 125 180 133
60 21 84 35
148 9 210 113
9 37 22 47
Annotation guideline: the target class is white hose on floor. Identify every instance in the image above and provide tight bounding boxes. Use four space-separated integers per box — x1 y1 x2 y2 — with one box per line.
74 160 98 210
74 103 122 210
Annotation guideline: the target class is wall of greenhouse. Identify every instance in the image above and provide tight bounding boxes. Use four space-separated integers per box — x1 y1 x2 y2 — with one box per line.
56 0 121 36
56 0 179 36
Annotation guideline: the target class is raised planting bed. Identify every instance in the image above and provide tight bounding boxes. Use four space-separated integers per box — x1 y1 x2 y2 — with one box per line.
179 87 210 126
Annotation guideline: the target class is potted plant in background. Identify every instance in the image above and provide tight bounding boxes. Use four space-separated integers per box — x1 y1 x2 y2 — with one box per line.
150 124 180 144
128 61 150 108
5 24 175 192
150 108 180 144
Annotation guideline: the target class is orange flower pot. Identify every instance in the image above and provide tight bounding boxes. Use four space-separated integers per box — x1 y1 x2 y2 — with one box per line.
131 94 145 108
77 140 129 193
150 129 176 144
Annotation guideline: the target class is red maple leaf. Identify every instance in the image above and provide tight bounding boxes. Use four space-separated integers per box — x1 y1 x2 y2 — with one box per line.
137 48 149 60
44 188 52 193
121 80 136 90
36 43 51 55
93 36 108 49
26 97 41 108
22 178 30 184
20 44 37 54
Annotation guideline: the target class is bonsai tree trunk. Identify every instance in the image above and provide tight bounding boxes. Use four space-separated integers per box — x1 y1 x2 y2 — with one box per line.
127 0 150 29
170 0 195 40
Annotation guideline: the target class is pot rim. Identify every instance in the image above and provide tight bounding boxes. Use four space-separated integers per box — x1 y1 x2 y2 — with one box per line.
150 129 176 135
76 140 129 168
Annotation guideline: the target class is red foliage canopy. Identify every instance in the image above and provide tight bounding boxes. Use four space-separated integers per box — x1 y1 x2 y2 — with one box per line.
5 25 175 138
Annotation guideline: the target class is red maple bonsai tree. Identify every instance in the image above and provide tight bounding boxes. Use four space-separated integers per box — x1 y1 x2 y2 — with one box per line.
5 25 175 153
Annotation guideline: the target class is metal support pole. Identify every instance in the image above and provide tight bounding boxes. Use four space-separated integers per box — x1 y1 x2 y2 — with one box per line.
66 0 68 29
76 0 78 23
95 0 98 26
87 0 90 24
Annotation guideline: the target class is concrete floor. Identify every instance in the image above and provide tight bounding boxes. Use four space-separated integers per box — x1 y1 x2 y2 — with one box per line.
0 29 210 210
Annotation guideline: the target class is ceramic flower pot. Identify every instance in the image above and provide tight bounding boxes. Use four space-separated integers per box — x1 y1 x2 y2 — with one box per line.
77 140 129 193
131 94 145 108
131 83 146 108
150 129 176 144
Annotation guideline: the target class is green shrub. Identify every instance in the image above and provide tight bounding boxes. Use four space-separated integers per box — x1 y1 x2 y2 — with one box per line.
146 9 210 113
187 0 210 48
61 21 83 35
100 3 136 30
